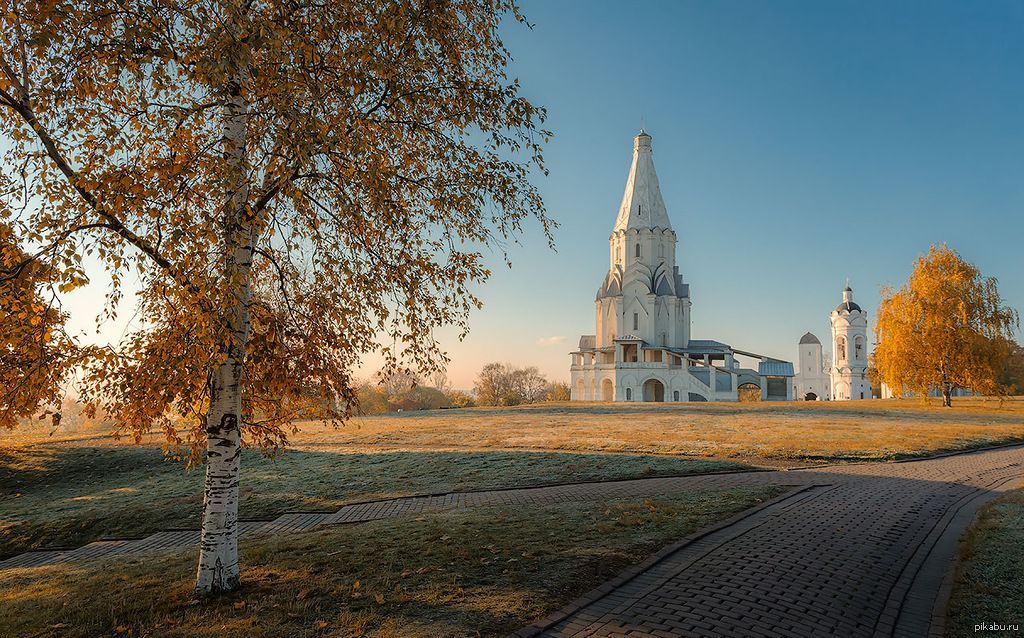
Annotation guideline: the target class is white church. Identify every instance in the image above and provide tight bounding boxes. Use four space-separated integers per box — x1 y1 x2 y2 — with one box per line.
569 131 794 403
792 285 872 400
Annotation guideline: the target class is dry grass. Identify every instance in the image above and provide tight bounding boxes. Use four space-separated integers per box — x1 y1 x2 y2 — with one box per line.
946 488 1024 637
0 486 784 638
286 398 1024 462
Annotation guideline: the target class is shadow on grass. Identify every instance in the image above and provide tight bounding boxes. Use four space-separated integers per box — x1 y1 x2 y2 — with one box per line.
0 486 784 638
0 445 746 559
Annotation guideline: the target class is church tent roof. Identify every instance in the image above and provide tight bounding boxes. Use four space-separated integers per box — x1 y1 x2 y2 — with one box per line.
612 130 673 232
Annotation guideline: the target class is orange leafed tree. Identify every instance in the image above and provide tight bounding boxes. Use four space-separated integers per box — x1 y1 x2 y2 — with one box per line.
874 245 1018 406
0 222 77 429
1 0 550 593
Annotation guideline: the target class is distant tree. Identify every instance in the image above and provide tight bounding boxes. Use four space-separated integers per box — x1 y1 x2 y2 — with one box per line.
2 0 549 593
544 381 571 402
430 371 452 395
353 381 390 416
874 245 1019 407
474 363 549 406
866 353 882 399
390 386 448 411
737 383 761 402
445 389 476 408
998 341 1024 395
375 369 422 398
0 223 77 429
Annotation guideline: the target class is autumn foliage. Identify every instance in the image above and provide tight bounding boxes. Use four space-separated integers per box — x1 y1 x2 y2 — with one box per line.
2 0 549 592
874 245 1019 406
0 223 77 429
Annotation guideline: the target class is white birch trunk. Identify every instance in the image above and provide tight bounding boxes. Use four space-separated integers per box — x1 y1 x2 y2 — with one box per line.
195 62 252 595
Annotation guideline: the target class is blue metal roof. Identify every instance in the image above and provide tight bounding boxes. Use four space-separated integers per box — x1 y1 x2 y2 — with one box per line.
758 361 795 377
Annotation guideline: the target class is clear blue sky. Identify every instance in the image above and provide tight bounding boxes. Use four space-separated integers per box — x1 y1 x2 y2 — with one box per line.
44 1 1024 388
429 0 1023 387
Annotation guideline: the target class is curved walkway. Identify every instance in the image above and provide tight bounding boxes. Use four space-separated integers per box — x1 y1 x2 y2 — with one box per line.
514 445 1024 638
3 446 1022 637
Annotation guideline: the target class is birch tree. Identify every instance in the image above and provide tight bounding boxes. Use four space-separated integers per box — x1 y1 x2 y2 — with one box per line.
1 0 550 593
874 244 1018 406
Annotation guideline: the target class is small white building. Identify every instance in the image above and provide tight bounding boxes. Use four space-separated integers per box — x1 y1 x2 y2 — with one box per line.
570 130 793 402
792 332 831 401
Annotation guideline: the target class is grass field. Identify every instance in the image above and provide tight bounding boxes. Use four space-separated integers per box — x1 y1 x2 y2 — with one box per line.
946 488 1024 638
2 398 1023 636
3 398 1022 560
284 398 1024 461
0 486 784 638
0 446 741 559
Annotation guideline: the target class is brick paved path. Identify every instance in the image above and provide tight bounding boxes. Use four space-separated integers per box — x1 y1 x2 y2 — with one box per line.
2 445 1021 637
516 446 1024 638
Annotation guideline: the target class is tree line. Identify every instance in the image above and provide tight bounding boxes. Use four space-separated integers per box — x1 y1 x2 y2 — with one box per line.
352 363 570 414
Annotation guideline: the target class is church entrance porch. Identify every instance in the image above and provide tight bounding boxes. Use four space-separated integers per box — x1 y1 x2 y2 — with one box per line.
804 392 818 401
642 379 665 402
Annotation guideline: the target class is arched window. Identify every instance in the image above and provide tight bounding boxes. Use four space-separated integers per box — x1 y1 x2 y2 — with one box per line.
635 243 641 259
837 336 847 361
673 390 680 401
625 388 632 401
854 336 864 360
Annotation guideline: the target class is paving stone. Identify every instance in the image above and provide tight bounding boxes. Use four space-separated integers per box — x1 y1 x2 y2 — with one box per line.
524 446 1024 638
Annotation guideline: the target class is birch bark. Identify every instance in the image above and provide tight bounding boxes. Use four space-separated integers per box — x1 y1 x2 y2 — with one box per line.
195 62 252 595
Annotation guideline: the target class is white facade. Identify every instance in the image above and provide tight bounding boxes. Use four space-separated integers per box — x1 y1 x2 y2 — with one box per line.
570 131 793 402
830 285 871 400
792 332 831 400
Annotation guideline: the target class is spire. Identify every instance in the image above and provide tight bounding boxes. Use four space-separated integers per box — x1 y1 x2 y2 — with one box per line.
613 130 672 232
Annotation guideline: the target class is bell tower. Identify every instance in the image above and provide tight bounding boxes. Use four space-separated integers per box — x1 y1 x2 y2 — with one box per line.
830 284 870 400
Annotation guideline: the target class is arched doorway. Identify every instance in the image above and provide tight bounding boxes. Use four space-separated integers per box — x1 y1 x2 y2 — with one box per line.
642 379 665 402
738 382 761 402
804 392 818 401
601 378 614 401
